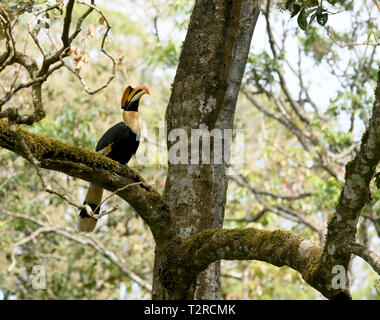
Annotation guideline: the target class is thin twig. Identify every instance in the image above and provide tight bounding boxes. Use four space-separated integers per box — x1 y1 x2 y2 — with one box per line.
93 182 143 217
61 0 116 95
3 209 152 292
349 242 380 275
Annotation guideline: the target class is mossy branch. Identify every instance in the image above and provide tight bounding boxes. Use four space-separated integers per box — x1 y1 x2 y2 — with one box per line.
0 118 174 243
177 227 349 299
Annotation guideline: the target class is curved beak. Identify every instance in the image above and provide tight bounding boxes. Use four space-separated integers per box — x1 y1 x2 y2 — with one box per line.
121 85 150 109
129 85 150 102
135 85 150 96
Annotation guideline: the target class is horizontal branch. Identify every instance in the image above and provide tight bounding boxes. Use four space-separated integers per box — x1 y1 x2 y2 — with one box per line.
179 227 342 299
0 119 174 244
349 242 380 275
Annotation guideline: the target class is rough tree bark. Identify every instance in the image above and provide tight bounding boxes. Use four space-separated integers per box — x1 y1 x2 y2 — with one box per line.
155 0 261 299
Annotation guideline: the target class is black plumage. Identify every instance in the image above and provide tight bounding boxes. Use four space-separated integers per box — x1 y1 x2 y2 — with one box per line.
96 122 140 165
78 84 149 232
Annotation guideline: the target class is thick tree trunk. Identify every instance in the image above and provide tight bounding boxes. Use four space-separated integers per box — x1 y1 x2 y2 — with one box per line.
153 0 261 299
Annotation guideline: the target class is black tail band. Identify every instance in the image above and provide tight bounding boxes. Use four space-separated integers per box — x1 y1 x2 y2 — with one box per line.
79 202 101 218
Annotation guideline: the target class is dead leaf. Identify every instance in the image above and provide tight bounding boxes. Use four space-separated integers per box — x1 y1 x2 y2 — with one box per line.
82 52 90 64
73 47 81 56
99 16 105 25
87 25 95 39
117 54 126 65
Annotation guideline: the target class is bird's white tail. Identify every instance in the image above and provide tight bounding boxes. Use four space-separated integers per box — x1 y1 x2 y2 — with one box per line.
78 183 103 232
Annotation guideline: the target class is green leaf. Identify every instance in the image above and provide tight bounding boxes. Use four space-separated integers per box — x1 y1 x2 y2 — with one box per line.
291 4 301 18
317 13 328 26
297 8 308 31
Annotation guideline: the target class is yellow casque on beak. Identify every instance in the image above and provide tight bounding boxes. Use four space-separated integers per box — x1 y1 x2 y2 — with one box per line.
121 85 150 108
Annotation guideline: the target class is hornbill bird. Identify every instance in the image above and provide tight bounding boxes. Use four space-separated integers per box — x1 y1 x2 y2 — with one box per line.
78 85 150 232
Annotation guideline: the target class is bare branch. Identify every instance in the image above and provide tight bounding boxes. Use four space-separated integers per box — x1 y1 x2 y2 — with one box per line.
62 0 116 95
179 227 344 299
373 0 380 11
327 28 380 48
0 7 16 73
263 0 311 126
225 208 268 223
229 168 321 235
34 3 62 16
230 172 312 201
61 0 75 48
242 87 310 150
93 182 144 216
2 209 152 292
349 242 380 275
0 0 113 125
38 1 94 75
